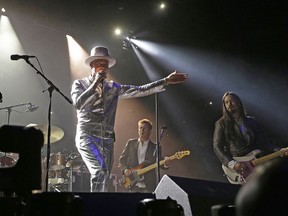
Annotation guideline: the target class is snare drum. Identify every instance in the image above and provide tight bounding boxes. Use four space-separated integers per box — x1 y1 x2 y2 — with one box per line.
50 153 66 170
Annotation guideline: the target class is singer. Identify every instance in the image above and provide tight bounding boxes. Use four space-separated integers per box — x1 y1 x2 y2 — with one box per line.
119 119 171 192
71 46 188 192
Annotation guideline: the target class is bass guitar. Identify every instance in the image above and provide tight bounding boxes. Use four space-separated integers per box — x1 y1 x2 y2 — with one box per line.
222 149 287 184
120 150 190 190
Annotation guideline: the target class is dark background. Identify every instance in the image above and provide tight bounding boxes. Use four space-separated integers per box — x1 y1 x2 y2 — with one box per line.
0 0 287 186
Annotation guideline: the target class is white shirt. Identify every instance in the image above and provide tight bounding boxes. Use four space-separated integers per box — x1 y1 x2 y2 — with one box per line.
137 139 149 164
136 139 149 188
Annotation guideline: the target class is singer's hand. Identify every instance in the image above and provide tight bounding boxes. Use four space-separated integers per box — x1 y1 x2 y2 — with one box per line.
95 70 107 83
165 70 188 85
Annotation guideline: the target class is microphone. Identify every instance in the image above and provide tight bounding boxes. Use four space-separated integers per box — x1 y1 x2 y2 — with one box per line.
97 71 106 87
160 125 168 139
10 54 36 61
25 103 39 112
98 70 106 81
161 125 168 131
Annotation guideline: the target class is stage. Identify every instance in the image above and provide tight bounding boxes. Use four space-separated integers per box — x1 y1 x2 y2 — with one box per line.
1 176 240 216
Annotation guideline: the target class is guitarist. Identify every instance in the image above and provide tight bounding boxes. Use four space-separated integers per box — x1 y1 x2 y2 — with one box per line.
213 92 287 184
119 119 171 192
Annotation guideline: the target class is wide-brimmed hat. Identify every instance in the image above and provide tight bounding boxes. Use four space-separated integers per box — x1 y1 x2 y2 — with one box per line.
84 46 116 68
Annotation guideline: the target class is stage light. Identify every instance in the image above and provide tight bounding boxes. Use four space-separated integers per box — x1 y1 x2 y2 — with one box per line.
114 28 122 36
122 31 137 50
0 14 23 57
160 3 166 9
122 39 132 51
66 35 89 80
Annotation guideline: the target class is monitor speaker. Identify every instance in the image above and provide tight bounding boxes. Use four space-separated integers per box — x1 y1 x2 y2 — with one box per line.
154 175 240 216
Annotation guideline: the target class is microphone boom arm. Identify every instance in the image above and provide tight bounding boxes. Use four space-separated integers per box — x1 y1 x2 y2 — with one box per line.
24 59 72 104
0 102 31 111
0 102 31 124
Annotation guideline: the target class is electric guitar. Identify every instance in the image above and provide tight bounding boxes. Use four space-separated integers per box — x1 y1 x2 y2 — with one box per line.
222 149 287 184
120 150 190 190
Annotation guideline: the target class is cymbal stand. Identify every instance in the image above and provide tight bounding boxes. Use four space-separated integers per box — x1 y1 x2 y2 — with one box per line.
22 58 72 192
109 174 118 192
79 160 84 191
67 166 73 192
0 102 31 166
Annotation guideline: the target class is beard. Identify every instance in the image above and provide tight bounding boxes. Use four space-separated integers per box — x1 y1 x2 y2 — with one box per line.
227 106 237 114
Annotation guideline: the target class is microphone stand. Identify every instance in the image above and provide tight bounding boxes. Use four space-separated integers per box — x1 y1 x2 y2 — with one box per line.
0 102 31 124
23 58 72 192
155 93 160 184
154 93 167 185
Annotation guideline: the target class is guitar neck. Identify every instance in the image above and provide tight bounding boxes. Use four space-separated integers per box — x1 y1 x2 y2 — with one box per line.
137 156 176 176
253 151 284 166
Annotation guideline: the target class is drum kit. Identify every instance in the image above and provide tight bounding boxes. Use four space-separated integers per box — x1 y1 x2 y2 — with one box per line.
0 102 90 192
0 123 90 192
45 152 90 192
31 124 90 192
0 122 120 192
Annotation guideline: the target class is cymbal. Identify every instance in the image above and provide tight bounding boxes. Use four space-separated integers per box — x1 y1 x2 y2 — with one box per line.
26 123 64 144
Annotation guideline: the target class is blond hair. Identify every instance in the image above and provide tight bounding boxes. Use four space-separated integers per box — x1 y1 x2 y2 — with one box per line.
138 119 153 130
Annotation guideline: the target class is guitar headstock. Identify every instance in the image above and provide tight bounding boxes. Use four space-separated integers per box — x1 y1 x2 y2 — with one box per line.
175 150 190 159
